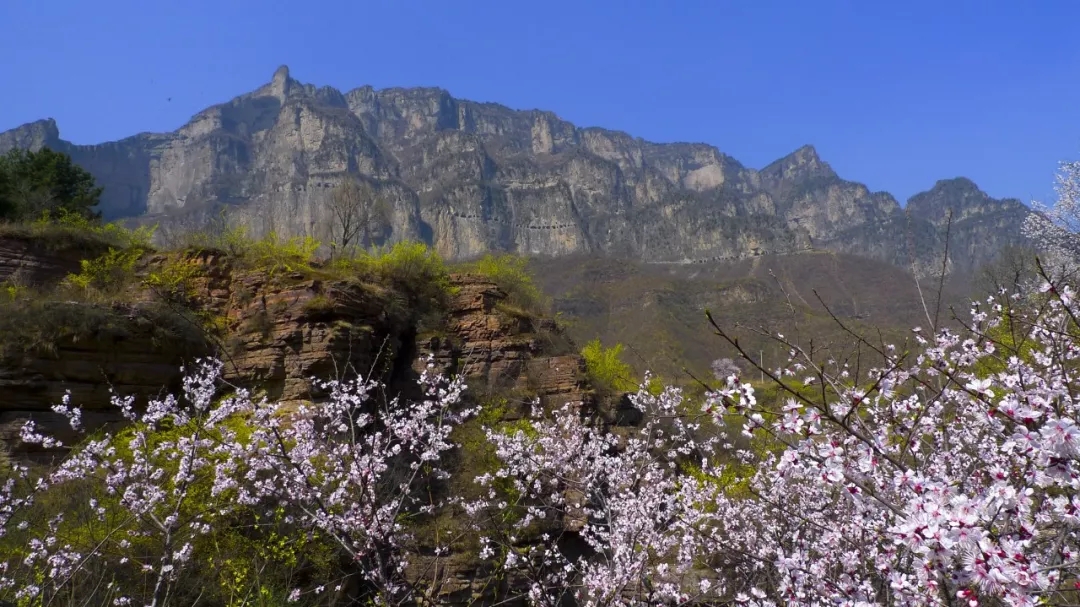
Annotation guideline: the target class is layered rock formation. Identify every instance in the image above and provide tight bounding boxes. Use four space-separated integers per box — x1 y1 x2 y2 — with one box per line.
0 236 616 603
0 66 1032 273
0 237 594 462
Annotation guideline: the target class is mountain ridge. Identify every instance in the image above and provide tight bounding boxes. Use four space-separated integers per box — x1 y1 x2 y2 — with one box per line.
0 65 1032 273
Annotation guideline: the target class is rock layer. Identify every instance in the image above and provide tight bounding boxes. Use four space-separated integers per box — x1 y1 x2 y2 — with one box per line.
0 242 595 462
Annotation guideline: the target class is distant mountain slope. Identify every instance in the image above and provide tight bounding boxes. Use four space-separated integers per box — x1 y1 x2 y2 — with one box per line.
529 251 971 379
0 65 1032 272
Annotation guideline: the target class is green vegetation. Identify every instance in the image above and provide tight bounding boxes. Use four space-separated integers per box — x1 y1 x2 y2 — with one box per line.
463 253 547 312
240 231 321 277
581 339 639 393
64 245 144 295
0 162 215 362
580 338 666 399
180 217 454 311
183 223 320 277
144 253 206 303
0 209 154 254
336 240 452 292
0 299 208 360
0 416 339 607
329 240 455 323
0 148 102 222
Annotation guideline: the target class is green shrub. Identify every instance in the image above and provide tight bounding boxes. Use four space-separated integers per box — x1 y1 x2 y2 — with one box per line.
581 339 640 394
245 231 321 276
302 293 336 316
331 241 453 310
468 253 547 312
64 246 144 295
366 241 449 285
182 221 251 257
144 254 205 303
2 282 27 302
181 225 320 278
0 209 156 253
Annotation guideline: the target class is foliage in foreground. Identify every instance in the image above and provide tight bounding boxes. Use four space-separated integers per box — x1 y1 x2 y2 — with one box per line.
1 359 476 606
3 264 1079 606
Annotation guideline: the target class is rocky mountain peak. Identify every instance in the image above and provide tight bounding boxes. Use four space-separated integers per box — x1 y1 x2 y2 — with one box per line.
927 177 985 201
907 177 1000 224
0 118 61 152
269 64 293 98
759 144 837 191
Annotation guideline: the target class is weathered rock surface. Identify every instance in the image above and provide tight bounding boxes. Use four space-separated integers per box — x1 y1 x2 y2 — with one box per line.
420 275 590 410
1 66 1032 274
0 301 211 460
0 236 102 286
0 239 632 604
0 242 596 463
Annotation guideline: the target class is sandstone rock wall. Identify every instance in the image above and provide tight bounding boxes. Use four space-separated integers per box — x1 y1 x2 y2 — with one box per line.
0 241 599 463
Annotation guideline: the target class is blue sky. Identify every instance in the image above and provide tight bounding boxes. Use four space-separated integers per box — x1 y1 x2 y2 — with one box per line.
1 0 1078 205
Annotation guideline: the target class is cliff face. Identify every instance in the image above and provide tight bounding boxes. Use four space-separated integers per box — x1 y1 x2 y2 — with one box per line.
906 177 1034 274
0 237 610 603
0 238 593 463
0 66 1031 272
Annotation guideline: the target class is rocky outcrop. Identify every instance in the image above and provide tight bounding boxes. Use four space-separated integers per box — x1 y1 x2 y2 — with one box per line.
0 241 596 461
159 251 414 403
0 66 1031 276
0 235 105 286
0 301 212 461
0 238 636 604
420 275 590 410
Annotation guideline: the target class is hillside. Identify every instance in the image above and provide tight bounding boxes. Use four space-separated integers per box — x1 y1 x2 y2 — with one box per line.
530 250 970 381
0 66 1031 274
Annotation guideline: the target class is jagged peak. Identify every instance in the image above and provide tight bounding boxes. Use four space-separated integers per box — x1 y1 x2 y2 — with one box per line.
760 144 837 185
265 64 293 99
793 144 820 161
272 65 290 83
908 177 989 207
0 118 62 153
905 176 1030 226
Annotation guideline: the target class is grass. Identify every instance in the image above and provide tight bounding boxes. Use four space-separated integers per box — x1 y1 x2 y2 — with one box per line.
0 210 155 253
0 297 210 361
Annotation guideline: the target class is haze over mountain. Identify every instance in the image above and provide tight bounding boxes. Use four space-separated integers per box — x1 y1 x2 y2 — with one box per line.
0 66 1032 274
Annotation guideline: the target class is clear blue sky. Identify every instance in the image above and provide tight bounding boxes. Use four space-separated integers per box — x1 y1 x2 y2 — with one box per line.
1 0 1078 205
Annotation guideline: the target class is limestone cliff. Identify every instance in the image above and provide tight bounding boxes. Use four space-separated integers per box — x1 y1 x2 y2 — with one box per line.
0 66 1031 272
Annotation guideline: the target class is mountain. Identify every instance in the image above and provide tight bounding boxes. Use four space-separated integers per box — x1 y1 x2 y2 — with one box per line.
0 65 1032 272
